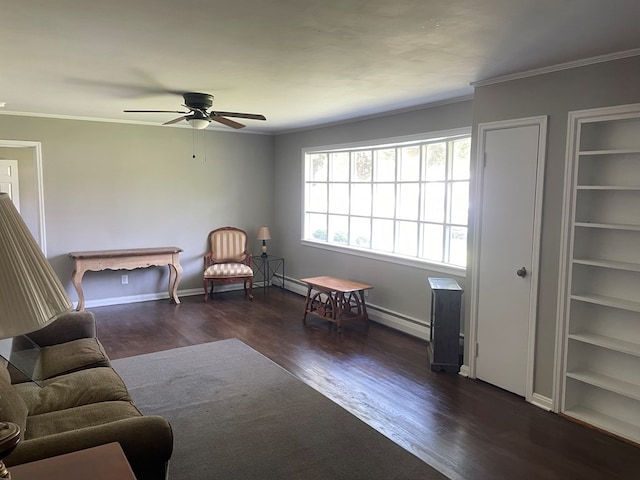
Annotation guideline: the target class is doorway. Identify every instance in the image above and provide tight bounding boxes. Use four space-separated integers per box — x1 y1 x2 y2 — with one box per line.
468 116 547 400
0 140 45 252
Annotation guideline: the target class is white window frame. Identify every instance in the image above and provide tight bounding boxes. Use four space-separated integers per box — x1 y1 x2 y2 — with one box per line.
301 127 471 276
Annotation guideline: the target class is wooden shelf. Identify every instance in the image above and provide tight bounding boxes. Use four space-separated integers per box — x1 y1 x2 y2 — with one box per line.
574 222 640 231
566 369 640 401
576 185 640 190
571 293 640 313
573 257 640 272
579 149 640 156
564 406 640 444
568 332 640 357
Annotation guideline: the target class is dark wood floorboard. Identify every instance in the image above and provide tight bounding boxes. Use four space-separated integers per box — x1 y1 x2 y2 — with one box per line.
92 289 640 480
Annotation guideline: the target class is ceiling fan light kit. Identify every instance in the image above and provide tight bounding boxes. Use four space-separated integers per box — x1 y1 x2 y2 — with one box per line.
124 92 266 130
187 118 210 129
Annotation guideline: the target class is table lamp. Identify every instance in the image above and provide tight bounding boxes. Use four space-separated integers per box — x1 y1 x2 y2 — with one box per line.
0 192 72 476
257 226 271 257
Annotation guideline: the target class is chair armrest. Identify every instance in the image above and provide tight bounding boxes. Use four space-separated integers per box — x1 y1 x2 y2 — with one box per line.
26 311 97 347
6 415 173 476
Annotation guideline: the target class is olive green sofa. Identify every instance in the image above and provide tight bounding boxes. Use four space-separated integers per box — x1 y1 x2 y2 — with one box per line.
0 311 173 480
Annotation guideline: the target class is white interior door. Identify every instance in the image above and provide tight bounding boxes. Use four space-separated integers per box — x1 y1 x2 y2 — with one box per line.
0 159 20 211
473 119 545 398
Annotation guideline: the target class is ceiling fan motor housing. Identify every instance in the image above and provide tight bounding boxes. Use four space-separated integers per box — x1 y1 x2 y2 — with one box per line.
183 92 213 111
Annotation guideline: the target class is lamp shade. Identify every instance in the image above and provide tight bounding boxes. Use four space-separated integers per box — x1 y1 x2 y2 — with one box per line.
0 193 72 339
257 226 271 241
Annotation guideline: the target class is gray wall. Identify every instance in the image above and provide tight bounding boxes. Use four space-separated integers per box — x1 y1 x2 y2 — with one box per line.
273 100 473 331
470 55 640 398
0 115 274 304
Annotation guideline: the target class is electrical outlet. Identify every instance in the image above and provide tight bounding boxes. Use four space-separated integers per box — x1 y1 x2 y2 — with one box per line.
121 274 128 285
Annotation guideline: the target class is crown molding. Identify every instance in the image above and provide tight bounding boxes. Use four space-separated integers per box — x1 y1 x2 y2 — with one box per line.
0 110 270 135
471 48 640 88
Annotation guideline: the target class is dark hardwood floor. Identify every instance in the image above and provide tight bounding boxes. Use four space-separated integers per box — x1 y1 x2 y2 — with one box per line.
92 289 639 480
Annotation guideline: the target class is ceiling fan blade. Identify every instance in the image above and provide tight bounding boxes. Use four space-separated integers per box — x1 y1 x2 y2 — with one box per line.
210 116 246 129
212 111 266 121
163 115 188 125
124 110 189 114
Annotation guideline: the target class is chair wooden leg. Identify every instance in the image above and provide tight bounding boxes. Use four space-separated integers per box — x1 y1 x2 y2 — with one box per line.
203 280 212 302
248 277 253 301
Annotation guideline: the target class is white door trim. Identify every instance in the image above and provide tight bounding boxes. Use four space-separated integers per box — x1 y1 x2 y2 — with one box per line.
0 140 46 254
468 115 547 403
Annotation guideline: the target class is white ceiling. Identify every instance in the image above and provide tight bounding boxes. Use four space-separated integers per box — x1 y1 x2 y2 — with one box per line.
2 1 639 134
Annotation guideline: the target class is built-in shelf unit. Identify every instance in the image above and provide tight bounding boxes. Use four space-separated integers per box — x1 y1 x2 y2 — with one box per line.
561 103 640 444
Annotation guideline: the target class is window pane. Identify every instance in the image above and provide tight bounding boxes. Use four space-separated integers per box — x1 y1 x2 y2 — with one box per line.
352 151 372 182
420 223 443 262
307 213 327 240
452 138 471 180
329 152 349 181
372 219 394 252
350 217 371 248
396 183 419 220
328 215 349 244
450 181 469 224
398 146 420 181
374 149 396 181
329 183 349 214
448 226 467 267
422 182 445 222
308 154 327 181
395 221 417 256
307 183 327 212
351 183 371 216
424 143 446 181
372 184 395 218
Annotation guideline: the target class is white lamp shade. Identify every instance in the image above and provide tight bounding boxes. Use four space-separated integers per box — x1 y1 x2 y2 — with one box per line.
0 193 72 338
257 226 271 240
187 118 210 129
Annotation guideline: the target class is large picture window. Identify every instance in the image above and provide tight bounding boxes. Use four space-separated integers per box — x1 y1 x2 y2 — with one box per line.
303 129 471 269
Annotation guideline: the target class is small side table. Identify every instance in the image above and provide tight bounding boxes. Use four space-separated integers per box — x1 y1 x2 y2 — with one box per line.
10 442 136 480
252 254 285 294
301 275 373 333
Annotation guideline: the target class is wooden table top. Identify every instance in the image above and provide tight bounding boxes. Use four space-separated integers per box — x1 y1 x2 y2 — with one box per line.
10 442 136 479
69 246 183 259
301 275 373 293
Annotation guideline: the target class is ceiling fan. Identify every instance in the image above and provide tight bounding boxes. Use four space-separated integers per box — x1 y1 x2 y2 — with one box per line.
124 92 266 130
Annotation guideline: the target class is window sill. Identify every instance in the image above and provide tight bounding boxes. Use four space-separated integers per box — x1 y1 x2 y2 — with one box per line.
300 240 466 278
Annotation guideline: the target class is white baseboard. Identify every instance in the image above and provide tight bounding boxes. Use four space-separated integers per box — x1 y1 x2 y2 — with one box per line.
458 365 470 377
530 393 554 412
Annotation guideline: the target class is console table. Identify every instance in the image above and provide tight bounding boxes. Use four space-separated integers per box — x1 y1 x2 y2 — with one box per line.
69 247 183 311
11 442 136 479
301 276 373 333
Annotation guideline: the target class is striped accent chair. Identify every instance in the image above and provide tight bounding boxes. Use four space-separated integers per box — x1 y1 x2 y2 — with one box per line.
203 227 253 301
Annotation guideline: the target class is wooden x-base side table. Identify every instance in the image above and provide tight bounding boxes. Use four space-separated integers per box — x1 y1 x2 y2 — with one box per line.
301 276 373 333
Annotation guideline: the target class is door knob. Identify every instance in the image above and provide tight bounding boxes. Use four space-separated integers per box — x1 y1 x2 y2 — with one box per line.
516 267 527 278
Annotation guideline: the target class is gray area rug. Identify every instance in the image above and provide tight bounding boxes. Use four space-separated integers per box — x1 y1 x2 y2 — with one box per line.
112 339 448 480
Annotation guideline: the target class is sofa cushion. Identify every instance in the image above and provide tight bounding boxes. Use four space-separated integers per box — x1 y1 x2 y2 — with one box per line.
38 338 110 380
14 367 131 416
24 400 142 439
0 363 28 438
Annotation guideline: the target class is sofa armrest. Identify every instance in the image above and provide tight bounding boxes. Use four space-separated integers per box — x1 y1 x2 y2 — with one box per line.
26 311 97 347
6 415 173 480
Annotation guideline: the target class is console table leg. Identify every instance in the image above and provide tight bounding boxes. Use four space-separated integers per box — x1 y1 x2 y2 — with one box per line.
71 268 86 312
168 262 182 304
